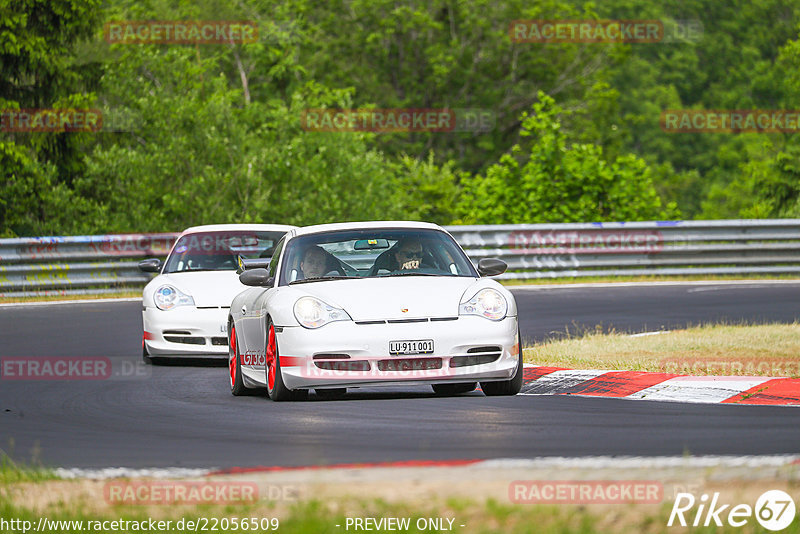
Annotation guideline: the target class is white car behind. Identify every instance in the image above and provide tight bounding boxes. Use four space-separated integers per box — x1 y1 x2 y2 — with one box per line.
139 224 295 362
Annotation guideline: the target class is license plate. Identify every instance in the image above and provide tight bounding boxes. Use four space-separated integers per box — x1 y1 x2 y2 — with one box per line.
389 339 434 355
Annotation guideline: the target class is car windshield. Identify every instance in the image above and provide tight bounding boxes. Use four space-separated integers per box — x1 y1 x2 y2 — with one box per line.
280 228 477 285
163 230 286 273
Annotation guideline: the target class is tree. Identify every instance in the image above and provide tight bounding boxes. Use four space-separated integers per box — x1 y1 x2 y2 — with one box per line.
458 93 674 224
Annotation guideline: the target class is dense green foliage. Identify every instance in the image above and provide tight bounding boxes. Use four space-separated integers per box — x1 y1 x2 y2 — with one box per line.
1 0 799 236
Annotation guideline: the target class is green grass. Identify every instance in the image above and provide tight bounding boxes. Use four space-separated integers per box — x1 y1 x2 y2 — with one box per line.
0 455 57 484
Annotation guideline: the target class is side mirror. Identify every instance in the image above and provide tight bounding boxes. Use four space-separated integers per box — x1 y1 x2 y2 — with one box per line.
239 268 274 287
477 258 507 277
138 258 162 273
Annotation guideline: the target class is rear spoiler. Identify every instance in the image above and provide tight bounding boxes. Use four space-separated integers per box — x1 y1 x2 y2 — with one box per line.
237 256 271 274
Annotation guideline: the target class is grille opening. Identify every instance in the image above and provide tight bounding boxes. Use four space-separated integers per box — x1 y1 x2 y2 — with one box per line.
377 358 442 372
450 354 500 368
164 336 205 345
314 361 370 371
195 306 219 310
355 320 386 325
163 330 192 335
430 317 458 322
387 318 428 324
313 354 350 360
211 337 227 346
467 346 502 354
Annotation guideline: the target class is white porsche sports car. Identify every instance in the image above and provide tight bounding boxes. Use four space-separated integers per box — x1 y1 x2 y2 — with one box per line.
139 224 295 362
227 221 522 400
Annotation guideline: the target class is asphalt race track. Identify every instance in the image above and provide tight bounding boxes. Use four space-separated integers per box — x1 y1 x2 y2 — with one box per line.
1 282 799 469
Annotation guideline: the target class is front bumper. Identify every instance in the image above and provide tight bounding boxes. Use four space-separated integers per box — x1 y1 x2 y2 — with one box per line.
142 306 230 357
272 315 519 390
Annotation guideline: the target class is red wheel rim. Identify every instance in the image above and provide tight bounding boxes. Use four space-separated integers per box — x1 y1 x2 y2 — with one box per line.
266 324 276 391
228 325 237 389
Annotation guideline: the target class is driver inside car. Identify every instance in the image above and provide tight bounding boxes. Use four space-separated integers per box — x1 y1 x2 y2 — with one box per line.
299 245 328 279
394 238 425 270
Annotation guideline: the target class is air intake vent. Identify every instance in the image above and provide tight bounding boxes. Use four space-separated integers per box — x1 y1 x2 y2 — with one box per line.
163 330 192 335
164 336 205 345
450 354 500 368
211 337 227 346
467 346 502 354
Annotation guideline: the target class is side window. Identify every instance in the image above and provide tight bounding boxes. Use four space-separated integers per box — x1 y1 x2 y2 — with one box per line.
268 237 284 279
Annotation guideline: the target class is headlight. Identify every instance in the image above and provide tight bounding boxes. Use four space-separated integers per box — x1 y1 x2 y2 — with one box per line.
293 296 351 329
459 288 507 321
154 285 195 311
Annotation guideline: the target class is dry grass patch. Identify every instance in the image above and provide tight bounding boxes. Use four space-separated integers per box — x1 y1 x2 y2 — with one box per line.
524 323 800 377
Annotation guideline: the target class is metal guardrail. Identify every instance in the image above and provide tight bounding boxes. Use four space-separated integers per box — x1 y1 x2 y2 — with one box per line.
0 234 178 297
1 220 799 297
447 220 800 280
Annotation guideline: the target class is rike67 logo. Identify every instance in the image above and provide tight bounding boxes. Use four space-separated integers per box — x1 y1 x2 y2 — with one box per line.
669 490 796 531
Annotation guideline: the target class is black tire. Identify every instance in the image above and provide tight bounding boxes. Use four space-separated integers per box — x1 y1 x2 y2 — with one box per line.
142 342 153 365
481 327 523 396
229 324 248 396
315 388 347 399
266 319 296 401
431 382 477 396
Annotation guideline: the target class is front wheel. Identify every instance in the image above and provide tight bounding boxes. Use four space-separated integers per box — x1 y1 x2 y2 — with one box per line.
265 319 301 401
229 325 248 396
481 328 523 396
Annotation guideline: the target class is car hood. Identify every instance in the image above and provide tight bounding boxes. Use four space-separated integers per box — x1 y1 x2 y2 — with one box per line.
296 276 481 321
155 271 244 307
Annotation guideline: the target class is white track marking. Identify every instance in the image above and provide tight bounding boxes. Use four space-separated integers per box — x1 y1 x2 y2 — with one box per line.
628 330 670 337
55 467 211 479
519 369 611 395
627 375 774 403
480 455 800 469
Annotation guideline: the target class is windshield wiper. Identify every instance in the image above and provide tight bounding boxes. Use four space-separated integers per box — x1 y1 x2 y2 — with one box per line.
385 271 439 277
289 276 361 285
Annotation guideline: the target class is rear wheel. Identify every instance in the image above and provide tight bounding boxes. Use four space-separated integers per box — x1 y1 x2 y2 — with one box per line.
315 388 346 399
266 319 302 401
481 328 523 396
431 383 477 396
229 324 248 396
